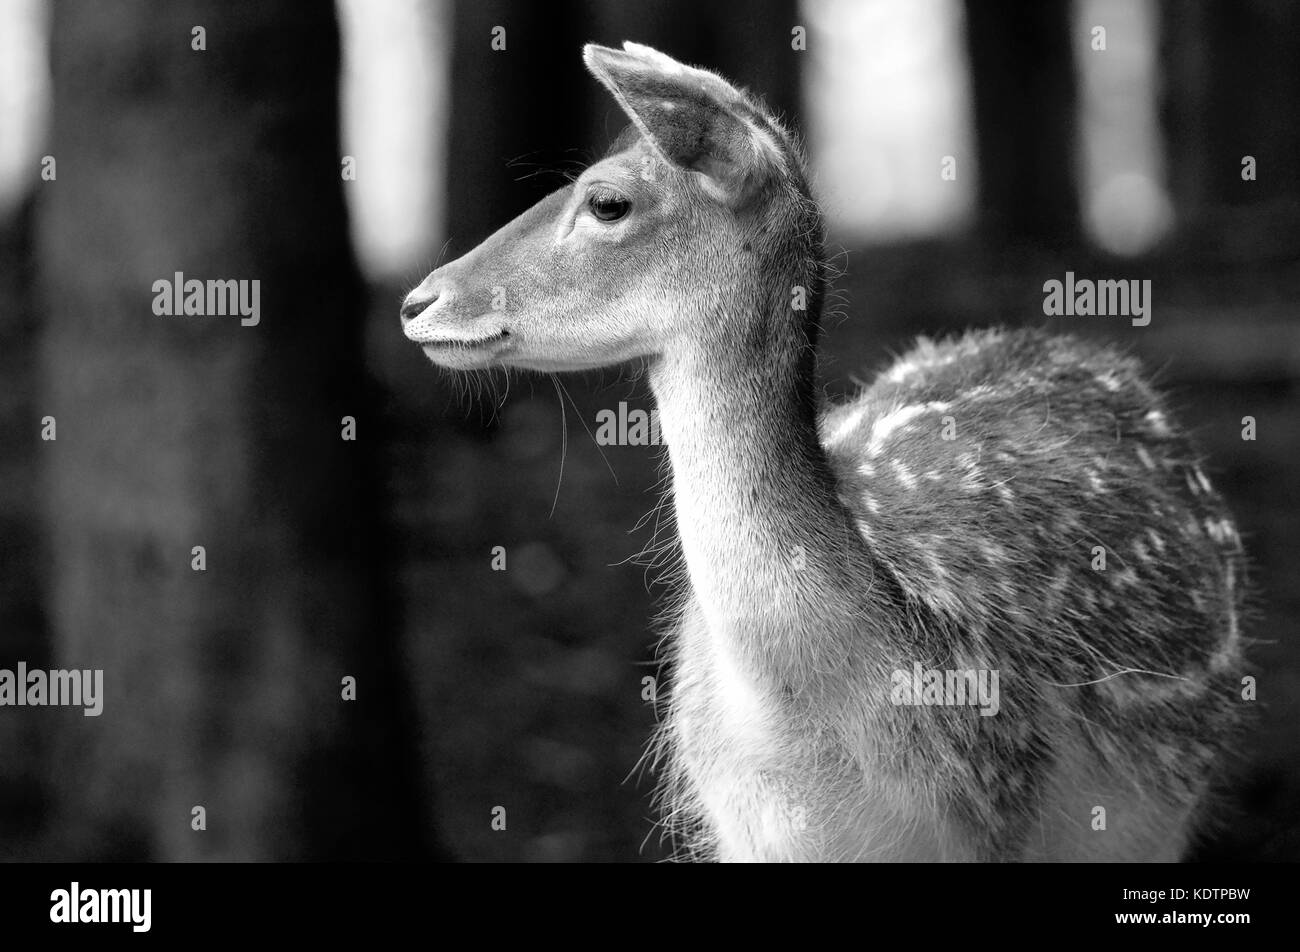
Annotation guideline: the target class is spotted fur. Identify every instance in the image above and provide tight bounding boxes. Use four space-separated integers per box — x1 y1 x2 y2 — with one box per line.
649 329 1250 862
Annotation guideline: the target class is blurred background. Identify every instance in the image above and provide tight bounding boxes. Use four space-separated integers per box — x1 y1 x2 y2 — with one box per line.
0 0 1297 862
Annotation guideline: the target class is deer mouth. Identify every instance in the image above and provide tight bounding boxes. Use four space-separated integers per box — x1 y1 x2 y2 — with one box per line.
419 330 511 350
417 329 513 368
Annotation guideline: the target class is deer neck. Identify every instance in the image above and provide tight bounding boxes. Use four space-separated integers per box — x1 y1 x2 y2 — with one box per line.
648 301 871 668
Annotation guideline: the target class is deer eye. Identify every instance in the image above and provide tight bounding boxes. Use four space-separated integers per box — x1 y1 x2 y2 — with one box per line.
587 190 631 223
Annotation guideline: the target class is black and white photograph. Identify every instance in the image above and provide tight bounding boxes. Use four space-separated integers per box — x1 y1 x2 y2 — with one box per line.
0 0 1296 914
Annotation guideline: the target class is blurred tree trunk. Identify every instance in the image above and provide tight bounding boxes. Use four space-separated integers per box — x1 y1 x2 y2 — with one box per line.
0 197 51 860
38 0 436 860
1160 0 1300 215
445 0 589 254
964 0 1080 245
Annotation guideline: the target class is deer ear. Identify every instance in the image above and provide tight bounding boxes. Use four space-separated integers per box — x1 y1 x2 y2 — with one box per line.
583 42 784 204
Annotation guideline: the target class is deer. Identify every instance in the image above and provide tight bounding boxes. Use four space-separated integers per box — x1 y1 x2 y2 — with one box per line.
400 42 1249 862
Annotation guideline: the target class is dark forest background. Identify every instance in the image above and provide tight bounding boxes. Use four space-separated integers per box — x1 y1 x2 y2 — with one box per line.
1 0 1297 862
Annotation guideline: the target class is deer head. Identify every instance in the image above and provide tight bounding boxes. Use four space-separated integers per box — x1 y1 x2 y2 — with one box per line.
400 42 823 376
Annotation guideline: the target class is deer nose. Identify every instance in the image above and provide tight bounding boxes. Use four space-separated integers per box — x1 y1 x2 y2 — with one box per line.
400 289 439 325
